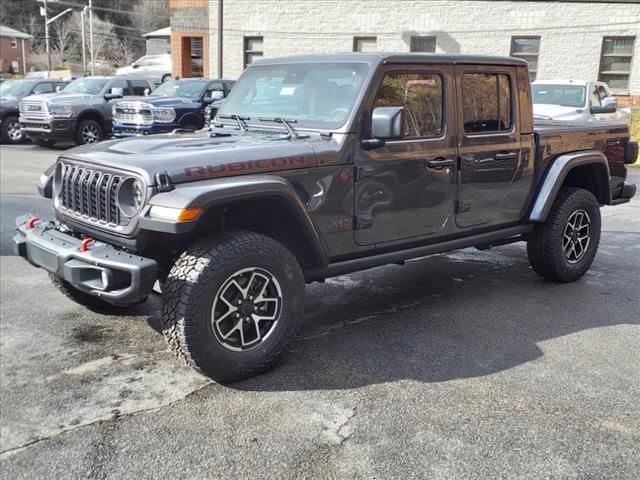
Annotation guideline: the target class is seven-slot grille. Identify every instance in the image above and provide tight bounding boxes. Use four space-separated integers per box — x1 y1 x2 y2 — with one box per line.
19 99 49 120
57 162 125 226
113 102 153 125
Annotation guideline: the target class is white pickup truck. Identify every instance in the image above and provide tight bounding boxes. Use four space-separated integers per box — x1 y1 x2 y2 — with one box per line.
532 80 629 123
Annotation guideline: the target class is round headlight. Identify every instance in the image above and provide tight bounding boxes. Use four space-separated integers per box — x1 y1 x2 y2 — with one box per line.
117 178 145 217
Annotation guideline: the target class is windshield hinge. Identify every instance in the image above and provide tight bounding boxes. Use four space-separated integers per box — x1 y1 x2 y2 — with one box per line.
155 171 174 192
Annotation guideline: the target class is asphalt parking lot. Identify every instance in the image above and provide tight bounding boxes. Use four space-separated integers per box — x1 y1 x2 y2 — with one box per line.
1 143 639 479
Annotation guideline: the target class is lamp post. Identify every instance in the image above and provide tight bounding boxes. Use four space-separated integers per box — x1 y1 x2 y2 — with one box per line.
38 0 72 73
81 6 88 73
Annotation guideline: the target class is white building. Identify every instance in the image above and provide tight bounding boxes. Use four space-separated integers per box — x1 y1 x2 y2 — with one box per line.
170 0 640 105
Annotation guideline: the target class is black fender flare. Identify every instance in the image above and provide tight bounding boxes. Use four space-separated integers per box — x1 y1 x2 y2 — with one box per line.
529 150 611 222
76 109 107 131
140 174 329 267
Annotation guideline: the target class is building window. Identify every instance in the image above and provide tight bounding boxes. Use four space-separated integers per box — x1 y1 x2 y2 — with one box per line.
410 36 436 53
11 37 17 48
599 36 635 94
353 37 377 53
462 73 512 134
373 72 443 138
511 36 540 81
244 37 263 68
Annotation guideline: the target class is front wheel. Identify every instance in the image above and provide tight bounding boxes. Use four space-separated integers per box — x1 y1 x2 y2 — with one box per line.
161 231 305 383
75 119 103 145
527 187 601 282
0 115 24 144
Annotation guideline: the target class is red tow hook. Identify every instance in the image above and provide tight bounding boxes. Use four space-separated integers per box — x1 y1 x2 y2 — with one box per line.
79 237 95 253
26 216 39 230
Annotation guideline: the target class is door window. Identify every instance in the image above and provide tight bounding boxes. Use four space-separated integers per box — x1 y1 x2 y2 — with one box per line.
373 72 443 138
131 80 150 96
589 84 602 107
32 82 54 94
462 73 512 133
109 79 129 95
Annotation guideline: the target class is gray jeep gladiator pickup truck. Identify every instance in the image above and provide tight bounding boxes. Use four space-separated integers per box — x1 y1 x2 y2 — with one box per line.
14 53 638 383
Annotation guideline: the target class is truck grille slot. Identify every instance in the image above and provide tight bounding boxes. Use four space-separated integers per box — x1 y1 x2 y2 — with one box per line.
58 162 124 226
113 102 153 125
19 99 50 120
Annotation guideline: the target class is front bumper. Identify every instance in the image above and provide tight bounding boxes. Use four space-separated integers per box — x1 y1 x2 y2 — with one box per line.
19 117 77 140
112 123 175 137
13 215 157 306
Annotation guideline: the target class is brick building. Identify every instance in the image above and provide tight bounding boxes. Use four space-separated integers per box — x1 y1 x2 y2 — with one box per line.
0 25 32 76
169 0 640 105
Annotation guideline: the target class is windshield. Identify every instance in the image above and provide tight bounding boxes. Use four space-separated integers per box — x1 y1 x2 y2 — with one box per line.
62 78 109 95
0 80 33 97
218 62 369 129
151 80 206 99
532 84 586 108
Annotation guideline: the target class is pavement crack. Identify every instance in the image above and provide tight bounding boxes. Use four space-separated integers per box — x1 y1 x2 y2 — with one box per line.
319 406 357 447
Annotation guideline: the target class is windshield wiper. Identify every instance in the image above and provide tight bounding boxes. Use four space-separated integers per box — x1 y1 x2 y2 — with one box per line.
258 117 309 139
218 114 250 133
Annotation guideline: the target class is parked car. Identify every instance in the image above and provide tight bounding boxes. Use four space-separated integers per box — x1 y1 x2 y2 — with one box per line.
532 80 628 123
116 54 172 86
15 53 637 383
1 79 68 143
112 78 235 137
19 76 154 146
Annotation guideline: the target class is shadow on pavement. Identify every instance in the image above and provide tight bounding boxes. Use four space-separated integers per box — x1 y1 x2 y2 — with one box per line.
143 236 638 392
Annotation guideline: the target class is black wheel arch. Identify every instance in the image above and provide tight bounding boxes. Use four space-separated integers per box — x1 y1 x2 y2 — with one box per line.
77 110 108 132
142 175 330 271
529 150 611 222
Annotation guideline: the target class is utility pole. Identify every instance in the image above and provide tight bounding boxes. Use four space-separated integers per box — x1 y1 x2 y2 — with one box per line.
42 0 51 72
89 0 95 75
81 7 87 73
218 0 223 78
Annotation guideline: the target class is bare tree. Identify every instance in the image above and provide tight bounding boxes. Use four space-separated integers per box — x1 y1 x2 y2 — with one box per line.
53 13 82 63
130 0 169 35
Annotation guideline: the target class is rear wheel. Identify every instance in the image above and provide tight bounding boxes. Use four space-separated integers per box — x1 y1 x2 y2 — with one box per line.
161 231 305 383
161 74 171 83
527 187 601 282
75 119 103 145
0 115 24 144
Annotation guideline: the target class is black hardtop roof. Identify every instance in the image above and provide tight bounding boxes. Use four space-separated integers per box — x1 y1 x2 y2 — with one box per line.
251 52 528 67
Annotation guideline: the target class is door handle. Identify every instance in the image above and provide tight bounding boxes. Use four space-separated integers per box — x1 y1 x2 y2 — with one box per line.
426 158 455 168
494 152 517 161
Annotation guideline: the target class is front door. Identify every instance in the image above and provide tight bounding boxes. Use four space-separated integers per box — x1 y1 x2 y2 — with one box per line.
355 65 457 246
455 66 523 228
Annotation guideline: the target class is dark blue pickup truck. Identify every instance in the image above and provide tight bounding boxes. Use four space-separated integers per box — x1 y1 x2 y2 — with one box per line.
112 78 234 136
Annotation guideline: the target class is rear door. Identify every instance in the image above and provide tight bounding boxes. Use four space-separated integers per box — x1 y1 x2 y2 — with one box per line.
354 64 457 246
454 66 523 228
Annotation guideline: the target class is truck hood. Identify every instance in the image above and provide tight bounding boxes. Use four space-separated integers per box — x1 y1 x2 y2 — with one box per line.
0 96 18 108
64 130 319 184
120 96 200 107
21 92 100 105
533 103 585 120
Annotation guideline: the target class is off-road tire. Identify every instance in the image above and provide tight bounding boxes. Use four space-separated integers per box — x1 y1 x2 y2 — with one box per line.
0 115 24 144
527 187 601 282
161 231 305 383
74 119 103 145
33 138 56 147
49 273 128 313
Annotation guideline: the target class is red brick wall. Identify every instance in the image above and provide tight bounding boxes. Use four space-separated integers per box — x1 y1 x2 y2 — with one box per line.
0 37 31 75
615 96 640 109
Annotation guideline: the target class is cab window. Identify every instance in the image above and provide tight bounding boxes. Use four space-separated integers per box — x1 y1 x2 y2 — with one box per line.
32 82 54 94
462 73 512 133
109 78 129 95
372 72 444 138
131 80 150 96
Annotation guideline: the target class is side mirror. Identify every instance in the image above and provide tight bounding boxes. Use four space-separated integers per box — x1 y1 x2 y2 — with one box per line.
131 63 139 69
372 106 405 139
591 96 617 114
144 88 150 96
105 87 124 100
